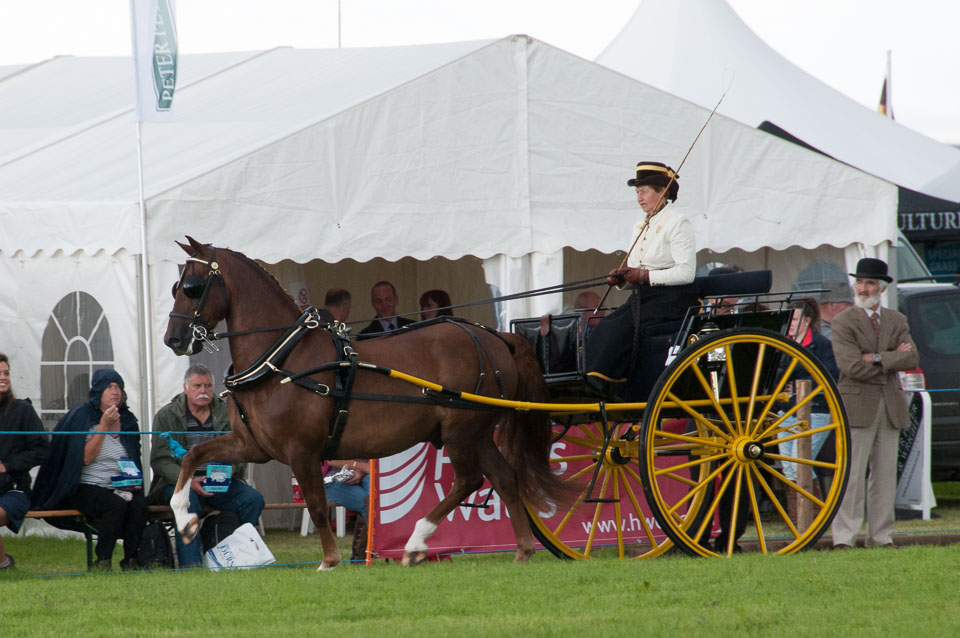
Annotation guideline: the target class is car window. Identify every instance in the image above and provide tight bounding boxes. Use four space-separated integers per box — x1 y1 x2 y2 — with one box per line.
897 235 933 281
910 293 960 356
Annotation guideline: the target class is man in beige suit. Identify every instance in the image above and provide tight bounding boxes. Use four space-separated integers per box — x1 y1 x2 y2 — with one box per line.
830 258 918 549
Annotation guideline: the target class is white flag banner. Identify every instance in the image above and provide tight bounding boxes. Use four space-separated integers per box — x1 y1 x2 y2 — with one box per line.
130 0 178 122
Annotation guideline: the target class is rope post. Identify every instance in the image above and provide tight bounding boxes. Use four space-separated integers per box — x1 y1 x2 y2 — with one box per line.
796 380 814 529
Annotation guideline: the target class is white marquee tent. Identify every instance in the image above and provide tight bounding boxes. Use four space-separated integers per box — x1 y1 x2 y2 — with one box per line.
597 0 960 204
1 35 896 432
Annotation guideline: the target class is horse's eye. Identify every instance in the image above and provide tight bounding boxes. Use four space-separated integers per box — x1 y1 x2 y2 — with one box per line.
182 275 205 299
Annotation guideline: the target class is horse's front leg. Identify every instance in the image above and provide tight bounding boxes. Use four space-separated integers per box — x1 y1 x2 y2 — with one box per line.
169 432 264 545
291 459 341 570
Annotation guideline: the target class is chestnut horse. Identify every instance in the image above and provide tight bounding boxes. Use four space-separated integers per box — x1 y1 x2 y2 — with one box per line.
163 237 561 569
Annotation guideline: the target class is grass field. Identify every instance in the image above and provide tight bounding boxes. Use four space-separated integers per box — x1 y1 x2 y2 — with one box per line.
3 484 960 637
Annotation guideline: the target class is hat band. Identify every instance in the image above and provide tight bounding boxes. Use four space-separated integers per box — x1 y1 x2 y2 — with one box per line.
635 164 676 179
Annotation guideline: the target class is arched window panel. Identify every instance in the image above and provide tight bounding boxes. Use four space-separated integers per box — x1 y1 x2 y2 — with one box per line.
40 291 115 429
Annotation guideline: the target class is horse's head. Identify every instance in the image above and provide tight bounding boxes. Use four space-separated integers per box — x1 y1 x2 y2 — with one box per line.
164 236 232 356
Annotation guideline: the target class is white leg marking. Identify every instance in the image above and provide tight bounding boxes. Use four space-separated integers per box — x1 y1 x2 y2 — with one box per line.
317 563 337 572
170 485 195 532
403 518 438 552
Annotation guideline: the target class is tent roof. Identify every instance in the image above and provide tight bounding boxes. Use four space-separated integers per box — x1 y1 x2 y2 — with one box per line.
597 0 960 204
0 36 895 264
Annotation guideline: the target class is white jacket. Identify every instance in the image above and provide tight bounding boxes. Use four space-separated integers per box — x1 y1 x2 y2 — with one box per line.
625 203 696 286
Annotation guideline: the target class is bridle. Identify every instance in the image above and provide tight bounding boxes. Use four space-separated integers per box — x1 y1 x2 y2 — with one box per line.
168 247 228 352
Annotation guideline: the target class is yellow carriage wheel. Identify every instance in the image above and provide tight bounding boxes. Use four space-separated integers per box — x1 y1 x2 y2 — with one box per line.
526 418 715 560
639 328 850 557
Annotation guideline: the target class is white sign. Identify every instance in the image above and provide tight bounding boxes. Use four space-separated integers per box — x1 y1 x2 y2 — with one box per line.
895 391 937 520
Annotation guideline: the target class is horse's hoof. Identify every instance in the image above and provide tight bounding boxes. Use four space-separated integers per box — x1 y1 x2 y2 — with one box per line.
401 550 428 567
180 515 200 545
317 563 338 572
513 549 534 563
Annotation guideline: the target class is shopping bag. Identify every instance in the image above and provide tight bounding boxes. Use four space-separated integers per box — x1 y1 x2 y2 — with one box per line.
202 522 275 571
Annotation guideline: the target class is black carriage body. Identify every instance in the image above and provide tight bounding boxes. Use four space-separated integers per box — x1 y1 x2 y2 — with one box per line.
510 269 795 403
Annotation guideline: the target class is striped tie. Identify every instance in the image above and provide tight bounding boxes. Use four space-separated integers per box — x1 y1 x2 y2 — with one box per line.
870 312 880 338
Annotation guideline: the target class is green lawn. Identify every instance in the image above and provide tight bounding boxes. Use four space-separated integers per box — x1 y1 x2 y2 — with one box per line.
2 484 959 636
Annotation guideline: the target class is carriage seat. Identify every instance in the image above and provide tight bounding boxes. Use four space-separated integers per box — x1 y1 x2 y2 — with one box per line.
695 269 772 299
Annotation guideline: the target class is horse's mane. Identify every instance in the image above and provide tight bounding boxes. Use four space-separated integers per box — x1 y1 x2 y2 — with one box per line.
218 246 300 313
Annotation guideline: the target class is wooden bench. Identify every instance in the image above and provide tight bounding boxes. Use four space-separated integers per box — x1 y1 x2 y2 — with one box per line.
24 503 310 569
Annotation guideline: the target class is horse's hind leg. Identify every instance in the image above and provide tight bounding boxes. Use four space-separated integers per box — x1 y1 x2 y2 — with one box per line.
401 444 484 567
477 440 537 562
169 432 269 545
289 458 341 571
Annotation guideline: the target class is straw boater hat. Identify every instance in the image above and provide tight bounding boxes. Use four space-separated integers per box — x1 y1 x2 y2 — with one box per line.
849 257 893 283
627 161 679 201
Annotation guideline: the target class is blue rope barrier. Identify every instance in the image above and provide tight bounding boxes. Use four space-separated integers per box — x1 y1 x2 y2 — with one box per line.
0 430 230 435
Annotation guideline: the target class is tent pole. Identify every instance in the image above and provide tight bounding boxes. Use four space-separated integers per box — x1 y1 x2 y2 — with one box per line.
135 121 156 466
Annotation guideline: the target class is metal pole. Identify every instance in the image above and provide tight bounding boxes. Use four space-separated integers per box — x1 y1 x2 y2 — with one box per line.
135 122 156 466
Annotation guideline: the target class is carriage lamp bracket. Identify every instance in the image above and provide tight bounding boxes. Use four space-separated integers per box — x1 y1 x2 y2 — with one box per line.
584 402 619 504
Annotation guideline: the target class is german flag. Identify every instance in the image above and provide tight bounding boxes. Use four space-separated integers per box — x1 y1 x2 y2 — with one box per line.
878 78 894 119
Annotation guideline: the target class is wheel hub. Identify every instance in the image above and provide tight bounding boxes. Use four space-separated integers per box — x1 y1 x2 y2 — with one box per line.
731 436 765 463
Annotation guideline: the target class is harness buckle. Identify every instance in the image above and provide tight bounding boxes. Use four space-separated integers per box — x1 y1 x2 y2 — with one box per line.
192 324 220 353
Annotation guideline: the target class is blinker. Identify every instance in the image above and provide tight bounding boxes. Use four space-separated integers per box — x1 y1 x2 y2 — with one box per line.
182 275 205 299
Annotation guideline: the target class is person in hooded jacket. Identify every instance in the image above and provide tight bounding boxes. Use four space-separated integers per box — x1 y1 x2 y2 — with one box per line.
32 369 147 570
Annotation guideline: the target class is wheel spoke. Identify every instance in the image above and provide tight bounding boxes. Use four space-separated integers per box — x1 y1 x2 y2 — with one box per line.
723 345 743 436
550 487 587 537
653 452 727 479
619 466 662 547
691 460 737 547
749 356 799 437
744 465 766 554
743 343 766 436
666 458 734 518
612 468 624 559
748 464 800 539
721 465 745 556
652 428 727 449
763 452 838 475
584 470 612 558
558 434 604 451
665 391 734 442
689 362 735 434
756 461 825 508
774 421 837 445
754 377 826 441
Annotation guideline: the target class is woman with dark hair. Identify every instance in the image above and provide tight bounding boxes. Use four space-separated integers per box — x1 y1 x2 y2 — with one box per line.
419 289 453 320
0 353 49 570
778 298 840 503
32 369 147 570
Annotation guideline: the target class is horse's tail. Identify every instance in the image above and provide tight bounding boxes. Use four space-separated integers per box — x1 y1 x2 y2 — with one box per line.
497 332 570 510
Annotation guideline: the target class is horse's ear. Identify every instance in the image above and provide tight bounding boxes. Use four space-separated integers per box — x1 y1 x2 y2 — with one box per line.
175 239 195 256
177 236 206 257
186 236 207 253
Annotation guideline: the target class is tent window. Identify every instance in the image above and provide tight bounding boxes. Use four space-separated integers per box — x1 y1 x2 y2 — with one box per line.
39 291 115 429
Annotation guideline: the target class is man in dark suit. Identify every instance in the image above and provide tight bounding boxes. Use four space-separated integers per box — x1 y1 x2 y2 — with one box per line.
830 258 918 549
358 281 415 335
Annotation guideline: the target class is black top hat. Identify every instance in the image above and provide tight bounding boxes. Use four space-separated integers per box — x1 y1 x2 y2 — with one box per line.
849 257 893 283
627 161 679 200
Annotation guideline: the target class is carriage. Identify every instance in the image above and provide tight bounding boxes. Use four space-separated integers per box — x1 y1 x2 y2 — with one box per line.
164 238 849 566
510 269 849 559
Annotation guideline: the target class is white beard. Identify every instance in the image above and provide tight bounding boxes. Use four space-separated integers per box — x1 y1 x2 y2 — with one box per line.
854 293 881 309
